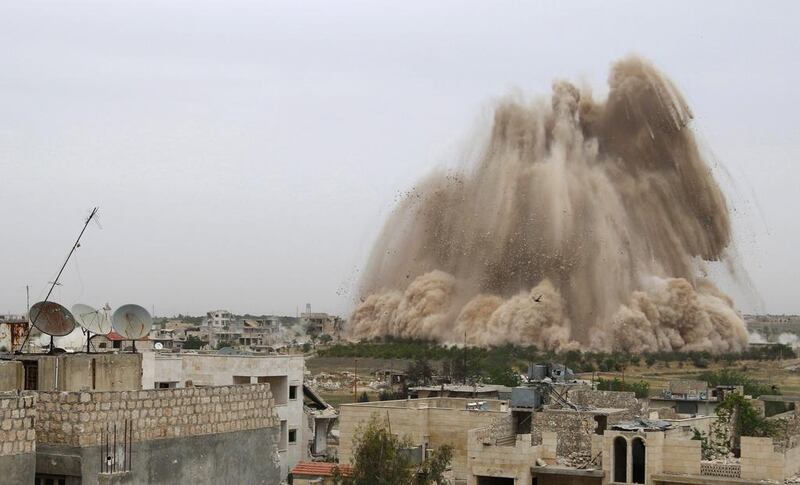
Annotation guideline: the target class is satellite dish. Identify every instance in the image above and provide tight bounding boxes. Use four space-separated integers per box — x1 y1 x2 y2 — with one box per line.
154 342 164 350
71 304 112 335
111 304 152 340
29 301 76 337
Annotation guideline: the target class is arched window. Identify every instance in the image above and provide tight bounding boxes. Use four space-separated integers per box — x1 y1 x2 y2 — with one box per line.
632 437 646 484
614 436 627 483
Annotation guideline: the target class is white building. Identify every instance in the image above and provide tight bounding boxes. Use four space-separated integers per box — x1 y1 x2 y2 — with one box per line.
141 351 321 479
205 309 232 328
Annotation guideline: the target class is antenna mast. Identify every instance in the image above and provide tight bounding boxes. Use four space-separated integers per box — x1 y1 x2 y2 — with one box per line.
17 207 99 353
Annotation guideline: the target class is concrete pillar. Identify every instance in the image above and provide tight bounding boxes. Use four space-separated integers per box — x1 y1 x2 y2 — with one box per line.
627 437 633 483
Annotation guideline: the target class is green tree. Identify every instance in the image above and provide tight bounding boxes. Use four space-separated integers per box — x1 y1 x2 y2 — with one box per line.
334 414 453 485
358 391 370 403
406 358 434 386
714 393 777 450
182 336 207 350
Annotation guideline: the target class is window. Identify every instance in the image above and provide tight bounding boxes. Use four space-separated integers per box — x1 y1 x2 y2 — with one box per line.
233 376 252 385
632 437 646 484
289 385 298 400
289 428 297 444
23 361 38 390
613 436 627 483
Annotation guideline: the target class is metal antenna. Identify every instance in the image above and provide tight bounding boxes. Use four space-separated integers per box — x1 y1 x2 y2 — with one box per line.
17 207 99 353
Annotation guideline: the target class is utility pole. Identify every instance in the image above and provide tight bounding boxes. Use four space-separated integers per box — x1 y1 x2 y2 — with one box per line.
463 331 467 385
353 358 358 403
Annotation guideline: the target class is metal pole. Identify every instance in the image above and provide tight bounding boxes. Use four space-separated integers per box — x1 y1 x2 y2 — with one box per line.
17 207 99 353
353 358 358 403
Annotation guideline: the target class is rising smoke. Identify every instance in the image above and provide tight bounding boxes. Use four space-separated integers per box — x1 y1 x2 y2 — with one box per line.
349 56 749 353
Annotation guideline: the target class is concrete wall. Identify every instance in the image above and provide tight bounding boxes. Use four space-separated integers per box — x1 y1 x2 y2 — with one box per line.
38 427 281 485
467 420 540 485
0 360 24 391
18 353 142 391
339 398 507 481
0 392 36 485
34 383 280 484
146 352 305 478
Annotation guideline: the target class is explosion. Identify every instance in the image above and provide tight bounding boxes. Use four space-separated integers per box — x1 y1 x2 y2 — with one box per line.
349 56 748 353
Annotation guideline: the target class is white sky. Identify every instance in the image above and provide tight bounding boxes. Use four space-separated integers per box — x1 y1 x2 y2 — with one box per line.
1 1 798 317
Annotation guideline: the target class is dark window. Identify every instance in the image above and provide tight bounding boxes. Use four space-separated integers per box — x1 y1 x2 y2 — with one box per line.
23 361 38 390
632 437 646 484
594 415 607 435
614 436 627 483
289 385 298 400
288 429 297 444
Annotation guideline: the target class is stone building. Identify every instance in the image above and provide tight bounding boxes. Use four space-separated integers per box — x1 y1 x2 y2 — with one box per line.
0 384 282 485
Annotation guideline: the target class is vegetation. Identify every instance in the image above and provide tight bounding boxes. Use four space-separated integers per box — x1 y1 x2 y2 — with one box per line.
357 391 370 403
182 335 207 350
215 340 235 350
318 339 795 386
405 359 434 386
596 377 650 398
695 369 778 397
334 414 453 485
693 393 778 458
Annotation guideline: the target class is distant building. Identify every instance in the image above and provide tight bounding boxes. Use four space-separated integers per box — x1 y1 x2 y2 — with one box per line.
650 380 743 415
205 309 232 328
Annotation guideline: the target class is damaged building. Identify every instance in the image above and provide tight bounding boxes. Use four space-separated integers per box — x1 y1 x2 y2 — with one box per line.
338 369 800 485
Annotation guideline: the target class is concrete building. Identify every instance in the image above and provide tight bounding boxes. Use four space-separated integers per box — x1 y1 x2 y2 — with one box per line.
650 380 743 416
143 351 323 478
204 309 232 328
339 397 510 481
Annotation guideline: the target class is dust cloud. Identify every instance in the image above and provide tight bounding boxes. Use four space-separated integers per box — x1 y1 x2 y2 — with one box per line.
349 56 749 353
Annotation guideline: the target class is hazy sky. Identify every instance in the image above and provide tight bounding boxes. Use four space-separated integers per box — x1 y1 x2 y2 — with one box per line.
1 1 798 318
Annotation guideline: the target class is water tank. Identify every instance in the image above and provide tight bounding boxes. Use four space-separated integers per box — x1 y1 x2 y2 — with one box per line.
510 387 541 409
528 363 548 381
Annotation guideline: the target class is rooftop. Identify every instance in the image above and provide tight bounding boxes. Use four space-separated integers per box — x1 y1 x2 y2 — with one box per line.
291 462 353 478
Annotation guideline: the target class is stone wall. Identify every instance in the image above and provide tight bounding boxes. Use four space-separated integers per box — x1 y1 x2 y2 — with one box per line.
532 409 628 459
565 389 643 418
36 383 277 447
0 391 36 485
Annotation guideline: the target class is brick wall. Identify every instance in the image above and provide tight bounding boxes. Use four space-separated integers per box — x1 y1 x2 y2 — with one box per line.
36 383 278 447
0 391 36 456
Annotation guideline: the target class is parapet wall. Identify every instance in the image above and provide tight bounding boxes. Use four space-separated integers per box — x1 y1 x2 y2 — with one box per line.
36 383 278 447
565 388 643 418
0 391 36 485
0 391 36 455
